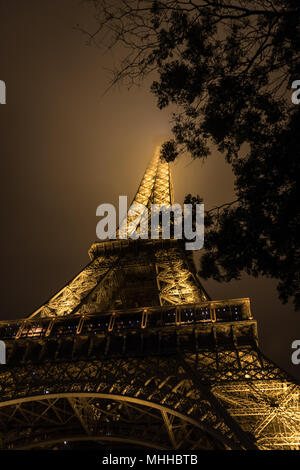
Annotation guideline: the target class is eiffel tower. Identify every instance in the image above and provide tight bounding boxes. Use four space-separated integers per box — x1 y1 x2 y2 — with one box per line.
0 148 299 450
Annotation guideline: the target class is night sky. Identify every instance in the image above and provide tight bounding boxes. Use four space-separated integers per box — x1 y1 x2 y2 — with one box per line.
0 0 299 379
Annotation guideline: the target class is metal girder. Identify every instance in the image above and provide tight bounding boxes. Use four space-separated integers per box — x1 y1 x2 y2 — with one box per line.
0 334 299 449
27 149 207 319
0 354 252 450
1 148 299 450
185 352 300 449
29 255 119 319
0 395 221 450
155 247 207 304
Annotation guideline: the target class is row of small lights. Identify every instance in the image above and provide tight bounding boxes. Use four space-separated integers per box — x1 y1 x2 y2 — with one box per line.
1 306 242 339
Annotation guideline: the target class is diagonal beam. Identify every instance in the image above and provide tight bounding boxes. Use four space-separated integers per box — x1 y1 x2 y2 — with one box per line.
161 410 177 448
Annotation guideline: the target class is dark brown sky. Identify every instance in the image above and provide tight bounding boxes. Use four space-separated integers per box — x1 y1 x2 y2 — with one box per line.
0 0 299 379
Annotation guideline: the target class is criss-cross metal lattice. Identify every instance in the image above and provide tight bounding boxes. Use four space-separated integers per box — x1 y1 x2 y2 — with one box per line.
0 148 299 450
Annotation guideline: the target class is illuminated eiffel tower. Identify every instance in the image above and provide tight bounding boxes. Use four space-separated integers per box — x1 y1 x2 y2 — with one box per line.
0 148 299 450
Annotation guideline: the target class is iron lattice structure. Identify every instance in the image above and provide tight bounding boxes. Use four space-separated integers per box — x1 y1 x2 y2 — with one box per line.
0 148 299 450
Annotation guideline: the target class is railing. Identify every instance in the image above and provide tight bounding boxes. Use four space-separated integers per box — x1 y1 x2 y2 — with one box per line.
0 298 252 341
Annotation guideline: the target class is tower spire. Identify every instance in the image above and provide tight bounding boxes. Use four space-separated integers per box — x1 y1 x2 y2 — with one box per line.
29 146 202 319
131 146 174 208
2 145 300 451
118 146 174 238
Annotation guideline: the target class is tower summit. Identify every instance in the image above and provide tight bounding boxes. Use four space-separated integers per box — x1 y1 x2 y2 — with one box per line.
0 148 299 450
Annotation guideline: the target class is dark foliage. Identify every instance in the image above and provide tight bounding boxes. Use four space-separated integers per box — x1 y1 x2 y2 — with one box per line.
84 0 300 309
